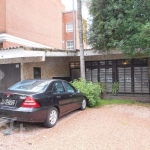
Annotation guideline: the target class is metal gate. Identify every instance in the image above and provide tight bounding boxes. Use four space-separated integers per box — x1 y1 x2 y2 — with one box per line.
0 64 21 90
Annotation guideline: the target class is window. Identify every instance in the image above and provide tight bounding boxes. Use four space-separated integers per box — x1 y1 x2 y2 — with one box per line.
70 62 80 68
70 60 149 94
85 61 113 90
34 67 41 79
63 82 75 93
117 59 149 94
118 67 131 93
53 82 65 94
66 40 74 49
134 66 149 93
66 23 73 32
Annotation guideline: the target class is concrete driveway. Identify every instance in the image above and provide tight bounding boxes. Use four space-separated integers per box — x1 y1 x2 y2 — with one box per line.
0 105 150 150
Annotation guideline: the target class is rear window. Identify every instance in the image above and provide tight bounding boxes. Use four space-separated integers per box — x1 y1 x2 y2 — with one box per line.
8 80 50 92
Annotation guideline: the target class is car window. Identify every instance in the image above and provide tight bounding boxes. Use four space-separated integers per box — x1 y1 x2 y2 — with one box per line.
63 82 75 93
8 80 50 92
53 82 65 94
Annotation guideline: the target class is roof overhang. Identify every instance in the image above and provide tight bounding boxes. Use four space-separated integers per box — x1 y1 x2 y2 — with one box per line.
0 47 46 61
0 33 51 48
0 46 122 63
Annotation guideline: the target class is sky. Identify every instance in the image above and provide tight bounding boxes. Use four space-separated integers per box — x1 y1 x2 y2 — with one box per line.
61 0 89 20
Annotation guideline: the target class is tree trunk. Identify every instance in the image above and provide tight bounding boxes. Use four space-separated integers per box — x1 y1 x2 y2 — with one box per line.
77 0 85 79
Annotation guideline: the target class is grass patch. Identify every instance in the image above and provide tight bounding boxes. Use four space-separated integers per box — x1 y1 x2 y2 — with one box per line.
96 99 150 108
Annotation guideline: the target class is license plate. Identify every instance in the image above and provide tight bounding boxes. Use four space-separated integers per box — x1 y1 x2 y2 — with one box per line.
1 99 16 106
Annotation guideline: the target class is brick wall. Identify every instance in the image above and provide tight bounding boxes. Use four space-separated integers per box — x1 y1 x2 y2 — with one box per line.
62 11 80 49
62 11 74 49
4 0 65 48
3 41 21 48
0 0 6 32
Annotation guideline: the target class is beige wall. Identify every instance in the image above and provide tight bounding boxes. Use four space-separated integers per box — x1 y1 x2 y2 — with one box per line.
22 57 70 79
0 57 42 64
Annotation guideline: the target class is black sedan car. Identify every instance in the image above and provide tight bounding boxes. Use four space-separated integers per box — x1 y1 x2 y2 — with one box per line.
0 79 87 128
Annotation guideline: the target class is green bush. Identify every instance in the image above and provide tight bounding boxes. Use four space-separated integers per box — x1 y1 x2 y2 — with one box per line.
98 82 106 99
70 78 104 107
111 82 119 94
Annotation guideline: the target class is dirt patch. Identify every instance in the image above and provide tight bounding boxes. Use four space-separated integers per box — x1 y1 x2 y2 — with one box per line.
0 105 150 150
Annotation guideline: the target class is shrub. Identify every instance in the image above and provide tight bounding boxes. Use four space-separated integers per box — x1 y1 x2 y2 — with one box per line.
111 82 119 94
70 78 104 107
98 82 106 99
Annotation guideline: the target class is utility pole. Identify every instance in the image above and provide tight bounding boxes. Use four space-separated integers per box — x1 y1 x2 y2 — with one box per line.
77 0 85 79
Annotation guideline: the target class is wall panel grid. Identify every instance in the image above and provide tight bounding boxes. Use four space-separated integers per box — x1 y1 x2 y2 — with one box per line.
84 59 149 94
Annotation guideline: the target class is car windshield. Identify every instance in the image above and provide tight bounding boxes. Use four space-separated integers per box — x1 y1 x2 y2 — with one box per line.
8 80 50 92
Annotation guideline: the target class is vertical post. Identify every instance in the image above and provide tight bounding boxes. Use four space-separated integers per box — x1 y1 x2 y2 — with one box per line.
20 63 24 80
77 0 85 79
72 0 76 50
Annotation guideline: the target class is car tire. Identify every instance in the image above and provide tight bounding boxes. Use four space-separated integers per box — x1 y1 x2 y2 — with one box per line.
80 98 87 110
44 107 58 128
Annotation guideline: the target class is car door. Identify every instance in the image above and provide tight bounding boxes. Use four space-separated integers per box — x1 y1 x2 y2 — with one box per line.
52 81 72 116
62 81 81 110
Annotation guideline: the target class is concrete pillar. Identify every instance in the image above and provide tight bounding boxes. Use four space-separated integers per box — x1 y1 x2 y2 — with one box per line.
20 63 25 80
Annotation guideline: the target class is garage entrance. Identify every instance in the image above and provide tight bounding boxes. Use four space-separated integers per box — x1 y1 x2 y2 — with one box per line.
0 63 21 90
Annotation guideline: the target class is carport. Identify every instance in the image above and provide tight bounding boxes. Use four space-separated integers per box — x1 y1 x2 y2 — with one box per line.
0 46 149 97
0 46 100 90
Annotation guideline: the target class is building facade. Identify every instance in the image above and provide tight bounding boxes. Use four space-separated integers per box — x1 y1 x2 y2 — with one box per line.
0 47 149 97
0 0 85 50
0 0 65 48
62 11 87 50
62 11 79 50
0 1 149 101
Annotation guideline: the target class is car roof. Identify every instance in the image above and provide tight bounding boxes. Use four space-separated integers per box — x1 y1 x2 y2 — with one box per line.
22 79 68 82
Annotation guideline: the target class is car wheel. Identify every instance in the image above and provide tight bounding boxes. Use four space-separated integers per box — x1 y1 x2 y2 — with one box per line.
80 98 87 110
44 107 58 128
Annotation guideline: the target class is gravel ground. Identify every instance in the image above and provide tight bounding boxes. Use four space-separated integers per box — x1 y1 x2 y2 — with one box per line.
0 105 150 150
